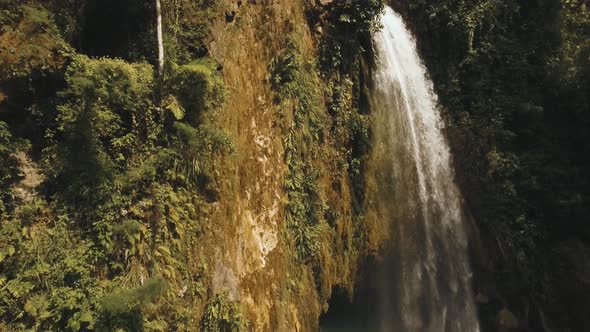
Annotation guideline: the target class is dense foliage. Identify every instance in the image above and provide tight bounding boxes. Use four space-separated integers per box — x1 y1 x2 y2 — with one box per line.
0 1 235 330
319 0 385 71
402 0 590 329
271 0 383 265
0 0 387 328
0 122 19 214
269 0 384 314
2 0 588 330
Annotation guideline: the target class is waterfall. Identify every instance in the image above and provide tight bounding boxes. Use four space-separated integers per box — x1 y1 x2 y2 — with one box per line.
370 7 480 332
156 0 164 74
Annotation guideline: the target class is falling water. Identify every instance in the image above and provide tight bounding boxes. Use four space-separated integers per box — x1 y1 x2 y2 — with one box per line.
155 0 164 74
370 7 480 332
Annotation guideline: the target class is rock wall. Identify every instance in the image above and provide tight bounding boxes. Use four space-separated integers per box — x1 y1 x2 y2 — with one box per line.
204 0 384 329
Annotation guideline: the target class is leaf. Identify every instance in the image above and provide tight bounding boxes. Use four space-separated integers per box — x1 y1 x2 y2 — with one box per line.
39 311 52 319
163 95 185 120
69 319 81 332
24 300 36 316
79 311 93 323
157 245 171 257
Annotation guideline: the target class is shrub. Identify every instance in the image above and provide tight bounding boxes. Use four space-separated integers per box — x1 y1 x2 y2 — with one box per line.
166 58 225 125
200 292 248 332
0 215 102 331
97 277 168 332
319 0 385 71
0 5 70 80
45 55 157 207
0 122 19 215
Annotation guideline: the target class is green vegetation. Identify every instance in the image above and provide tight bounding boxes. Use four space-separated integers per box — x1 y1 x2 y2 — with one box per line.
0 1 240 330
0 211 102 331
0 122 19 214
161 0 219 64
270 35 331 262
0 4 70 80
269 5 379 314
403 0 590 328
319 0 385 71
165 59 226 125
270 1 379 264
200 292 248 332
3 0 587 330
97 278 168 331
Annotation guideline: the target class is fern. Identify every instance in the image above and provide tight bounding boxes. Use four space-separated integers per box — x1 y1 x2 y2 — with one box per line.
201 292 248 332
163 95 185 120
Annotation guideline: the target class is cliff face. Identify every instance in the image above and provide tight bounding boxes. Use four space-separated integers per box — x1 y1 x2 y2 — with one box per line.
4 1 589 331
0 0 385 330
208 1 321 329
205 1 384 329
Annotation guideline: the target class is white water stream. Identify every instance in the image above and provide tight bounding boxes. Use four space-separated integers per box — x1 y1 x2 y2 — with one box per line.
371 7 480 332
156 0 164 74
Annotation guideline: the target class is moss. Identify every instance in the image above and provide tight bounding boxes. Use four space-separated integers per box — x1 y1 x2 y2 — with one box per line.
0 1 386 330
0 5 71 80
268 22 382 319
270 34 332 264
